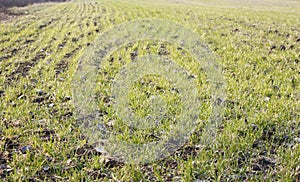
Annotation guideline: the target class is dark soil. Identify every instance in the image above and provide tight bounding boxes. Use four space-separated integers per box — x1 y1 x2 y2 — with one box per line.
0 0 69 8
0 0 69 21
0 6 22 21
55 46 82 76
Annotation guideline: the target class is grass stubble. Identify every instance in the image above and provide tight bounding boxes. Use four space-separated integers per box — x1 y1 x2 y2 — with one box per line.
0 0 299 181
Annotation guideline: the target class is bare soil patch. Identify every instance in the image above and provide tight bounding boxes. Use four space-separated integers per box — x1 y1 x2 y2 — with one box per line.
0 0 68 8
0 0 69 21
0 6 23 21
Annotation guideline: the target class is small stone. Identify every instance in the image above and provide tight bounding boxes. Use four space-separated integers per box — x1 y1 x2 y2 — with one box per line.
295 138 300 143
0 164 12 172
283 134 289 140
48 103 54 107
36 89 43 95
107 120 115 127
251 124 258 131
66 159 72 166
43 166 50 171
20 145 32 154
264 97 270 102
0 164 6 169
65 96 71 101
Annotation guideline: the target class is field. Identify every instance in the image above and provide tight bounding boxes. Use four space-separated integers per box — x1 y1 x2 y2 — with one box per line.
0 0 300 181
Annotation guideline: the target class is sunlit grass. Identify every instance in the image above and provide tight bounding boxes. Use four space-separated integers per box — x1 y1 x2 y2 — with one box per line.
0 0 299 181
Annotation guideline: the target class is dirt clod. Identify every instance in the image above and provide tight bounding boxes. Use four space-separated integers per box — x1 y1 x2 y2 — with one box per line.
20 145 32 154
270 45 276 50
279 45 286 51
0 90 5 97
